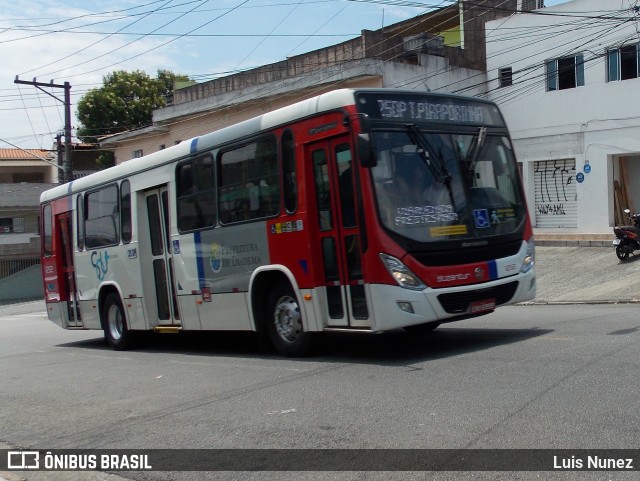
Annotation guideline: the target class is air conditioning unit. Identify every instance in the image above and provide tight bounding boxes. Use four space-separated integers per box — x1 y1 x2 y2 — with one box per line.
522 0 544 11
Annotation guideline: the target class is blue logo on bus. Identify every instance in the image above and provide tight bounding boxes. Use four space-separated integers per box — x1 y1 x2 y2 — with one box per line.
91 251 110 281
473 209 490 229
209 243 222 274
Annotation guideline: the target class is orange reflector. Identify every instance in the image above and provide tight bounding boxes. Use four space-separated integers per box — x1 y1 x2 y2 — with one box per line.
304 294 312 301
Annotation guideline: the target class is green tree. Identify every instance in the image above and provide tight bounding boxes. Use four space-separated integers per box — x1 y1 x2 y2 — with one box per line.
76 69 189 143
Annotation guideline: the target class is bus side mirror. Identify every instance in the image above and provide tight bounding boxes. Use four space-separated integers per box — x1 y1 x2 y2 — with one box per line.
357 133 376 167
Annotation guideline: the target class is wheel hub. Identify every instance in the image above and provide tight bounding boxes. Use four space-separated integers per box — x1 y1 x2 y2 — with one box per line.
108 305 123 341
274 296 301 342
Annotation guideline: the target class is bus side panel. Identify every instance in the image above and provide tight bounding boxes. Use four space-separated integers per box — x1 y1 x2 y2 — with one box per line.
77 299 101 329
45 302 66 328
178 223 269 330
197 293 252 331
176 295 201 331
124 297 146 330
171 234 203 330
74 245 146 331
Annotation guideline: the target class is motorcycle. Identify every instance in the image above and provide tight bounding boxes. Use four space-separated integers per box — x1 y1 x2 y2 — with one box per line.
613 209 640 260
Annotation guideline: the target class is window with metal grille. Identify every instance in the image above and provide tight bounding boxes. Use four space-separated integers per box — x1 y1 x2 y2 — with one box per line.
499 67 513 87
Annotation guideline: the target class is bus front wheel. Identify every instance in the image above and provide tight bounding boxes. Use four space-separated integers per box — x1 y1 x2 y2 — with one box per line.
267 282 311 357
102 293 134 351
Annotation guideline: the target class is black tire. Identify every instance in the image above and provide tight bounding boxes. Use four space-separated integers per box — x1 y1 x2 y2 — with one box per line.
102 292 134 351
404 321 440 335
267 282 311 357
616 243 629 261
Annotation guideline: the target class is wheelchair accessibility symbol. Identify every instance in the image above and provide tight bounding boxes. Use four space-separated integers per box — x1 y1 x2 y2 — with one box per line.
473 209 491 228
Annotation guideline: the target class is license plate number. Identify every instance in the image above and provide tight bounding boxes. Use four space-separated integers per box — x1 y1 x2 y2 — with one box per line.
470 299 496 314
613 239 621 246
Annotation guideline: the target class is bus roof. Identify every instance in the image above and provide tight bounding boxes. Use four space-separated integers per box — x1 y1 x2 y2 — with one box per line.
40 88 496 203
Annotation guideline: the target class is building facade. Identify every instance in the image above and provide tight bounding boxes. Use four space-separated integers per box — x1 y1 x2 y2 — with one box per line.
486 0 640 235
103 1 526 162
0 149 57 262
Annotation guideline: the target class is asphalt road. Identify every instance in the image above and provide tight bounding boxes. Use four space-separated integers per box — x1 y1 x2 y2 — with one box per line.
1 300 639 481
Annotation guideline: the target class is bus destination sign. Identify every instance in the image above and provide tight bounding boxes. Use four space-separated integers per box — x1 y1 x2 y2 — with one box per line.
356 93 504 127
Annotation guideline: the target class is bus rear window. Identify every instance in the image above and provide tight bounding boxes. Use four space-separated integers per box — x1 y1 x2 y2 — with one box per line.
43 204 52 256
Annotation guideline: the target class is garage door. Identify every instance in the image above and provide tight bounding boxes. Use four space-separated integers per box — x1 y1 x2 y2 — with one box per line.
534 159 577 228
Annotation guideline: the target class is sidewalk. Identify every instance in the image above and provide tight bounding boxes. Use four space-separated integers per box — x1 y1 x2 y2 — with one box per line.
534 243 640 304
535 232 612 248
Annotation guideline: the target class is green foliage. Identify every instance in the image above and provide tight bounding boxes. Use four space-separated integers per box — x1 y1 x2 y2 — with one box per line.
76 69 190 143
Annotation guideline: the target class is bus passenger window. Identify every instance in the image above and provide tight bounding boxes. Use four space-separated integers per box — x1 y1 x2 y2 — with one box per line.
85 184 119 248
176 156 215 232
218 136 279 224
121 180 132 243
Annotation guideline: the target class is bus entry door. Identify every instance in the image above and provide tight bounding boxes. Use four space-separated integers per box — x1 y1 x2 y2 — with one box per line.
140 187 180 327
308 136 369 328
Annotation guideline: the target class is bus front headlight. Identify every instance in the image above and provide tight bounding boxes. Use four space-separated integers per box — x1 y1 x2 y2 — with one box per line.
379 253 426 291
520 238 535 273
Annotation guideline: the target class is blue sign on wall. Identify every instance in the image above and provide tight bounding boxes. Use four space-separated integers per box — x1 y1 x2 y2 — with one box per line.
576 172 585 183
584 164 591 174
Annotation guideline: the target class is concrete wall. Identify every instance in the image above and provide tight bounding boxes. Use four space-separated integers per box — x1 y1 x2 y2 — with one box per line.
0 264 43 304
108 56 486 164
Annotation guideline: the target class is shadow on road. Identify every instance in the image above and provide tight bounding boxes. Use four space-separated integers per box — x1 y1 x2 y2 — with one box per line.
56 326 552 366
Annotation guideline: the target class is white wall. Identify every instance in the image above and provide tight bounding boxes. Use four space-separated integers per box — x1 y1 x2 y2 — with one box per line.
486 0 640 233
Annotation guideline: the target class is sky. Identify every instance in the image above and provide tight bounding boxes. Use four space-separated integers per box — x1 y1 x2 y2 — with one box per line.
0 0 570 151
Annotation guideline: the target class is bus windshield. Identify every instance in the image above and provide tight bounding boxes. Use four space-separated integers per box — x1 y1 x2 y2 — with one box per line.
371 128 525 243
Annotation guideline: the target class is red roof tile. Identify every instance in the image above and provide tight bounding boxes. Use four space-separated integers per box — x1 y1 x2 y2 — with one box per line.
0 149 52 160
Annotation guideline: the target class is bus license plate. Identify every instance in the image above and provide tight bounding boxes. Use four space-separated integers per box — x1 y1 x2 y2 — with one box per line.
470 299 496 314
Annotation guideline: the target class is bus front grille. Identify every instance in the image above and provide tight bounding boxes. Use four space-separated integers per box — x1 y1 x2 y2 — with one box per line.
437 281 519 314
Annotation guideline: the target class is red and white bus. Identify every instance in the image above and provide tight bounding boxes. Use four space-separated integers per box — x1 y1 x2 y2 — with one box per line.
40 88 535 356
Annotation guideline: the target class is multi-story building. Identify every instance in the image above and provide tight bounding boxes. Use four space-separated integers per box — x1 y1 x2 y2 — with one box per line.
486 0 640 236
0 148 57 301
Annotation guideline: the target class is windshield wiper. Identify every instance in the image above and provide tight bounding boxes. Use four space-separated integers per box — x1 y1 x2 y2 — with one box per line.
466 126 487 174
405 124 450 185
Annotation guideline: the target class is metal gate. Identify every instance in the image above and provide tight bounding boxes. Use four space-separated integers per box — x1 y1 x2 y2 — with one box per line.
533 159 577 228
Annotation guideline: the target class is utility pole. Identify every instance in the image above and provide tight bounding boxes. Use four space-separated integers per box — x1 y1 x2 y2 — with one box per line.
55 132 63 183
14 77 73 183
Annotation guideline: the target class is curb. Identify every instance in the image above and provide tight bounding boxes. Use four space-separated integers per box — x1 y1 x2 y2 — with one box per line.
535 240 612 248
523 299 640 305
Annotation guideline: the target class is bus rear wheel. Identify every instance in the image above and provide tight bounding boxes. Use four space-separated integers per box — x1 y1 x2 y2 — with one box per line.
267 282 311 357
102 292 134 351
